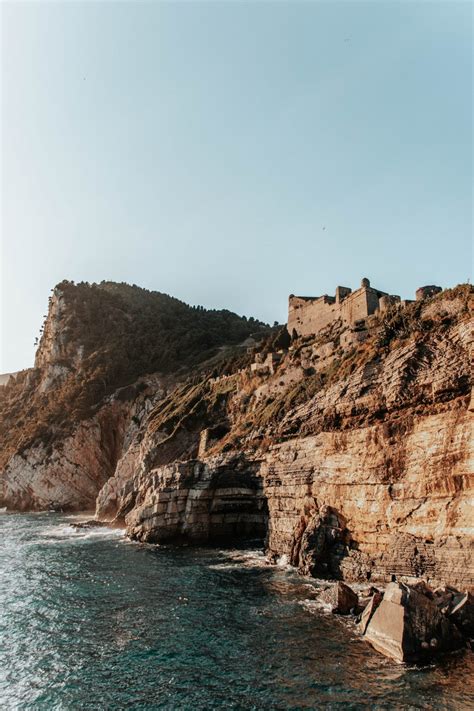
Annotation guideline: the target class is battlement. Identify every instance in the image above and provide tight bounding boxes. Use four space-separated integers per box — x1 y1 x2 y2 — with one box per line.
288 278 440 338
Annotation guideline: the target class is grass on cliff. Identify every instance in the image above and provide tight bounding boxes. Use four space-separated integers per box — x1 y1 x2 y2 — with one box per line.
377 283 473 349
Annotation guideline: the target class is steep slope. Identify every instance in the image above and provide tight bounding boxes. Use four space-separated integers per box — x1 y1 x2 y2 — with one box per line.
0 281 269 510
2 280 472 592
97 286 474 590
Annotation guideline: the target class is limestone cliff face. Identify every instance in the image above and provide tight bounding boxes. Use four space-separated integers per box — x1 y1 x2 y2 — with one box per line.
35 289 73 374
262 407 473 590
1 401 129 511
125 457 267 543
0 280 267 512
1 281 472 590
93 287 473 590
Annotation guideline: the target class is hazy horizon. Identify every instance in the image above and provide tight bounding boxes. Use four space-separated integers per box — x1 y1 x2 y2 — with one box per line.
2 1 472 373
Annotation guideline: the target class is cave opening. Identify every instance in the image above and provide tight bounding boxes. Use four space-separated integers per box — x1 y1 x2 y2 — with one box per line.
207 468 269 545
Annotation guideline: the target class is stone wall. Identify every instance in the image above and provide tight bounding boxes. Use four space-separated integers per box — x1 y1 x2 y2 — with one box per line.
288 295 339 337
288 279 442 339
339 286 383 325
288 279 390 338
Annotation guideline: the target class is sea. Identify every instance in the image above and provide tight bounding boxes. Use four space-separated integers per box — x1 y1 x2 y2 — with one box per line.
1 513 473 710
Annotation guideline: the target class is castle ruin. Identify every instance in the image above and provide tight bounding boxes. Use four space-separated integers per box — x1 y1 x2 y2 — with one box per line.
288 278 441 339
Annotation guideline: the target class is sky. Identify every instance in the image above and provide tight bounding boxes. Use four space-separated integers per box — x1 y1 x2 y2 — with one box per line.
1 0 472 373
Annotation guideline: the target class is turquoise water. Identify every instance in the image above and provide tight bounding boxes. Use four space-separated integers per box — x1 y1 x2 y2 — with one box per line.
1 514 473 710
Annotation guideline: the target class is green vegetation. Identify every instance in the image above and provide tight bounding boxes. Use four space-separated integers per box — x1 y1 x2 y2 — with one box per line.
0 280 269 466
250 373 324 428
2 282 471 469
50 280 269 381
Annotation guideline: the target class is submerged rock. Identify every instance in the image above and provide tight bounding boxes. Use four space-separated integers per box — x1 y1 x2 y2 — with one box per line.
318 581 358 615
364 582 464 663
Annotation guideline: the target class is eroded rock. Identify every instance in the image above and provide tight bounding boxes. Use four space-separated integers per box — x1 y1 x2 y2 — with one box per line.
290 506 347 577
450 592 474 639
125 457 268 544
318 581 358 615
364 582 463 663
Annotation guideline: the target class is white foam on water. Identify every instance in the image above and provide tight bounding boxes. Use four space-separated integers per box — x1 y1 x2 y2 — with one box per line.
35 523 125 545
209 549 270 570
275 553 293 571
299 598 333 615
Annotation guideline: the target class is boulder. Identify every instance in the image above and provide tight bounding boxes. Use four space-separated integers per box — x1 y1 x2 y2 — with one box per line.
358 591 383 634
319 581 358 615
364 582 463 663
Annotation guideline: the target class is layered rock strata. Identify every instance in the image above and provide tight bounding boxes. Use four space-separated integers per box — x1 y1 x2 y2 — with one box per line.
1 283 473 594
262 407 473 590
111 290 473 590
125 457 268 543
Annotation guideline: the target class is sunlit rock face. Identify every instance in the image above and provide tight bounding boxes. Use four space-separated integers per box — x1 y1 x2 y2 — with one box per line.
1 279 266 513
109 288 473 590
262 407 473 590
1 402 129 512
2 281 473 591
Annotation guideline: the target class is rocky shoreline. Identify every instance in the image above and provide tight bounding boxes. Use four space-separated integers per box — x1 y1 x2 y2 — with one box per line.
2 280 473 669
70 517 474 665
315 579 473 664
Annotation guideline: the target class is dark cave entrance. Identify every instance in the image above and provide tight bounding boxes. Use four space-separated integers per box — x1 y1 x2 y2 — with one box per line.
207 467 269 545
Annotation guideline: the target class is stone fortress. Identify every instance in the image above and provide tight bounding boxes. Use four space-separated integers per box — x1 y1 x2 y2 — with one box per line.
288 278 442 341
247 278 442 376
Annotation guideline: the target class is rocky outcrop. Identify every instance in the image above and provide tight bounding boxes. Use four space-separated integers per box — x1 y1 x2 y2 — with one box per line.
288 505 348 577
87 287 474 592
1 401 129 511
318 581 358 614
125 456 268 543
1 280 268 512
2 281 473 599
262 405 473 590
363 582 464 663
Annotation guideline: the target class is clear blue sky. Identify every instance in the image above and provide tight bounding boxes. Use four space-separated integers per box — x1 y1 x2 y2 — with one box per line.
1 1 472 373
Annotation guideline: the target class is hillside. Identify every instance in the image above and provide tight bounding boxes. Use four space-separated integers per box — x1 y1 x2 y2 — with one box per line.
0 281 270 492
1 281 473 595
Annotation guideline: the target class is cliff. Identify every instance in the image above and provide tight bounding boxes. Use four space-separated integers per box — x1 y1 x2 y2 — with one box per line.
0 280 269 510
1 281 472 592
